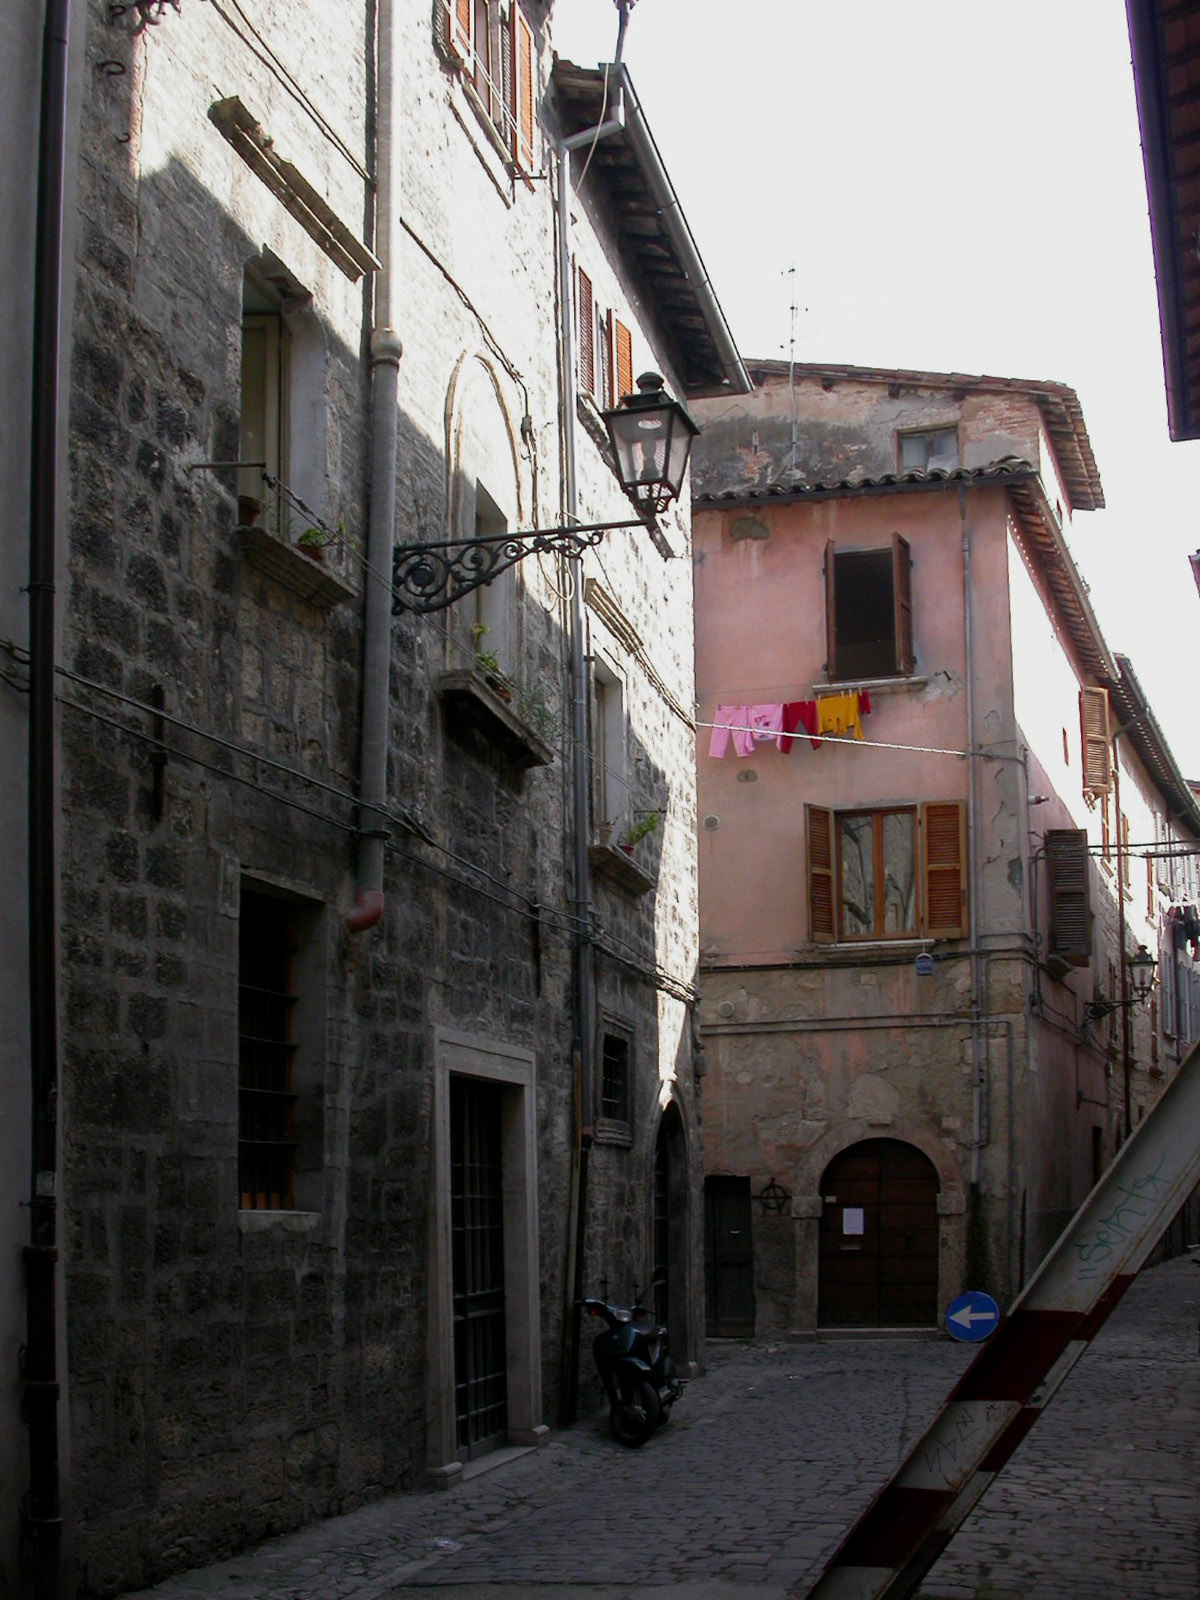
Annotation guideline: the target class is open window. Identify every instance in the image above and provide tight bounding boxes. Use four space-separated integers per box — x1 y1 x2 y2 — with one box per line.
238 261 328 549
575 265 633 407
824 534 914 680
807 801 967 943
592 656 629 839
442 0 536 173
472 480 515 678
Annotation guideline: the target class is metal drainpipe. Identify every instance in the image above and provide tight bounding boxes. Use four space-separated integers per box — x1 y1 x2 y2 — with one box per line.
26 1 71 1593
1112 748 1132 1141
347 0 402 934
555 73 625 1425
960 487 987 1275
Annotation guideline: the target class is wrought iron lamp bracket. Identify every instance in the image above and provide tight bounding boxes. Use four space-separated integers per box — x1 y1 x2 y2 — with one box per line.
391 517 648 614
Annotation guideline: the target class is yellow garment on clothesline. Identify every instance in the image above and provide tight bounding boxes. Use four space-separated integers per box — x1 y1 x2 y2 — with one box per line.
816 692 863 741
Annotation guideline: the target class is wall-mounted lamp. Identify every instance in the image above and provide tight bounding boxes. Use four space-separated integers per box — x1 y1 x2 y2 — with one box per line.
391 373 697 612
1083 943 1158 1021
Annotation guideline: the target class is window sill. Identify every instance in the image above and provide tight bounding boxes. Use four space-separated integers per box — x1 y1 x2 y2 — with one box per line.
237 1208 321 1234
593 1117 633 1148
589 840 656 897
239 522 356 610
822 674 927 696
437 669 554 770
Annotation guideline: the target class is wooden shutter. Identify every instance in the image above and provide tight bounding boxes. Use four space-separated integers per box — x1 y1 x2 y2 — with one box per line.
576 267 595 397
921 801 967 939
511 6 535 171
1080 686 1112 796
892 532 914 675
446 0 473 63
807 805 836 944
614 316 633 402
1046 828 1092 967
823 538 838 679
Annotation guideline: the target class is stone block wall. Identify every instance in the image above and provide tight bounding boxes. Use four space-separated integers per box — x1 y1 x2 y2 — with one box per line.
55 1 705 1592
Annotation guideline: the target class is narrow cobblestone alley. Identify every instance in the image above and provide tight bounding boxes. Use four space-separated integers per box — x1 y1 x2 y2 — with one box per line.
120 1255 1200 1600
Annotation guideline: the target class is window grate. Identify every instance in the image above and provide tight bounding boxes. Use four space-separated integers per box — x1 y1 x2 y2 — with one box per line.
239 891 297 1208
600 1033 630 1125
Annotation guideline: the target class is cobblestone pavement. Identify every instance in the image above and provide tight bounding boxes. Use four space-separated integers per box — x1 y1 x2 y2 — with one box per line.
120 1255 1200 1600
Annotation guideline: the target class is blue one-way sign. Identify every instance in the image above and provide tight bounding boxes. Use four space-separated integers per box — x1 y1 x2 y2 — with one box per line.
945 1289 1000 1342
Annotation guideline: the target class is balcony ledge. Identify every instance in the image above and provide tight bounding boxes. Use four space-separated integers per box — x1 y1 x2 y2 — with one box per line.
437 669 554 770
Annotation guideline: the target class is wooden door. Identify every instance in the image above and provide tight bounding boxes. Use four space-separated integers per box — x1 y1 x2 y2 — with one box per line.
704 1176 755 1337
818 1140 939 1328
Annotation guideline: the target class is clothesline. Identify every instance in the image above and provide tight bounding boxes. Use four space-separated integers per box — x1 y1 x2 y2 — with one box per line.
694 715 970 760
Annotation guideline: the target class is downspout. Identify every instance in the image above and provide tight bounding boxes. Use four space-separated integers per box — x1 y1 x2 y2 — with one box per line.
348 0 402 933
26 1 71 1593
960 487 987 1278
556 62 626 1425
1112 748 1132 1141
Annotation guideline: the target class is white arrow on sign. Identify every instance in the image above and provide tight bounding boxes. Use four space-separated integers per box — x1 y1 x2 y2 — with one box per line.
948 1303 997 1330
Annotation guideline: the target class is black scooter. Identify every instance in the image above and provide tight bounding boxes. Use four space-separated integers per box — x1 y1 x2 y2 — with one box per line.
582 1272 683 1447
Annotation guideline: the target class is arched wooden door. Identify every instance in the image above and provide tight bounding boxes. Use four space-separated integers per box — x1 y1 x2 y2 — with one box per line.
818 1139 939 1328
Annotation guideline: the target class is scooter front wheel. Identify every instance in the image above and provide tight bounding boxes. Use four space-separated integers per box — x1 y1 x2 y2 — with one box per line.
610 1378 660 1447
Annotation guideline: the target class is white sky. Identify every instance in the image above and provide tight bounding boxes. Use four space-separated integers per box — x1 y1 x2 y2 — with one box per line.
552 0 1200 778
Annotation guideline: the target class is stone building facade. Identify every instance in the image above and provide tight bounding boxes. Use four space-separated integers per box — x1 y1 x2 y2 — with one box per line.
689 361 1200 1339
3 3 746 1595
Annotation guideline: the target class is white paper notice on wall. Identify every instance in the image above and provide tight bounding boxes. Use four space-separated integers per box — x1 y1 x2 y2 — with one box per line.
842 1207 865 1236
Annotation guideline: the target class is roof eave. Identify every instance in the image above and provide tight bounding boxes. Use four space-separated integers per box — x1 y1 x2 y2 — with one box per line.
551 60 750 401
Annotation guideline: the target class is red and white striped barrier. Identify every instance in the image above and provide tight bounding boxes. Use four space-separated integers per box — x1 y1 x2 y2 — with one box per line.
798 1038 1200 1600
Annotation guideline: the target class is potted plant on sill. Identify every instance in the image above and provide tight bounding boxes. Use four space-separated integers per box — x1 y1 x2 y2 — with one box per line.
297 515 347 564
471 623 514 703
618 810 660 855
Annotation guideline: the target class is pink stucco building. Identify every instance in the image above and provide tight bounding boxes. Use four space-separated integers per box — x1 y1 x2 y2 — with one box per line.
690 361 1200 1335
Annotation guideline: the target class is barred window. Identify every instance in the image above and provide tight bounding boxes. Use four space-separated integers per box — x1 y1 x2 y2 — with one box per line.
237 883 324 1211
238 888 298 1209
599 1030 631 1133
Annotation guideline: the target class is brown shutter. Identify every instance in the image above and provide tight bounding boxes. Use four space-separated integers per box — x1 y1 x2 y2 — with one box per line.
576 267 594 397
921 801 967 939
512 6 535 171
614 316 633 401
823 538 838 679
1046 828 1092 967
1080 686 1112 796
807 805 836 944
447 0 473 62
893 532 914 675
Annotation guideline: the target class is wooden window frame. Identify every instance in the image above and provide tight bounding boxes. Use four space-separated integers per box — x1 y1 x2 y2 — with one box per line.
575 271 633 408
824 533 914 681
441 0 537 175
806 799 967 944
596 1018 634 1145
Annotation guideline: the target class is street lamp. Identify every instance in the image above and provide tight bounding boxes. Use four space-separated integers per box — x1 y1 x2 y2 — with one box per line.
1084 943 1158 1021
391 373 697 613
604 372 699 516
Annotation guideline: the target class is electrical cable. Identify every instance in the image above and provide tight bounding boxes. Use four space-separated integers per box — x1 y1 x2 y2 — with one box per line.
57 670 696 998
204 0 372 182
